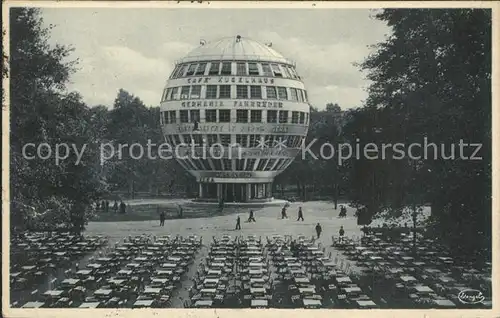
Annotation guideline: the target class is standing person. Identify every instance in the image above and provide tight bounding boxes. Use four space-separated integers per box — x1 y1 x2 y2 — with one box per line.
339 225 345 243
297 207 304 221
113 200 118 213
101 200 106 212
315 223 322 239
235 216 241 230
247 210 256 222
281 205 288 219
105 200 110 213
119 201 126 214
160 210 166 227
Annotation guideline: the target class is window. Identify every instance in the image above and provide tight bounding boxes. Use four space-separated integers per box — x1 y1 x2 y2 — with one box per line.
236 110 249 123
236 159 245 171
180 86 190 100
195 63 207 76
261 63 273 76
290 88 298 101
220 135 231 146
305 113 309 124
250 86 262 99
171 87 179 100
169 111 176 123
183 134 192 145
206 85 217 99
236 135 248 147
219 85 231 99
222 159 232 170
279 111 288 123
208 62 220 75
299 112 305 124
165 88 173 100
271 64 282 77
180 110 189 123
207 134 218 146
267 110 278 123
190 110 200 122
250 110 262 123
161 112 167 125
205 109 217 123
190 85 201 99
297 89 304 102
186 64 197 76
177 64 188 78
292 111 299 124
249 135 260 147
277 87 288 100
220 62 232 75
170 65 181 79
236 62 246 75
288 66 298 79
237 85 248 99
303 90 308 102
248 63 259 75
281 65 291 78
265 159 277 171
266 86 277 99
256 160 267 171
219 110 231 122
246 159 256 171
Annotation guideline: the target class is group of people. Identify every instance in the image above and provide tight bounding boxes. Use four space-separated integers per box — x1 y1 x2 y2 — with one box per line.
280 205 304 221
97 200 127 214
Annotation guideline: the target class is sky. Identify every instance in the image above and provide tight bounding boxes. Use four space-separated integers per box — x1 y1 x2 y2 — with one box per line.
40 8 391 110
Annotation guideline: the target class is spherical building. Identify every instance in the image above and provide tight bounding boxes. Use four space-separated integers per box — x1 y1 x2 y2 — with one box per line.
160 36 310 203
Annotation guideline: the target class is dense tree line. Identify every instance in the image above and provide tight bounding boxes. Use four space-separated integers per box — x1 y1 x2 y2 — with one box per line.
8 8 492 261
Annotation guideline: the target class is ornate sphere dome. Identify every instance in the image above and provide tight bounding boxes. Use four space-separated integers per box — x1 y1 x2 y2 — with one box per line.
159 35 310 203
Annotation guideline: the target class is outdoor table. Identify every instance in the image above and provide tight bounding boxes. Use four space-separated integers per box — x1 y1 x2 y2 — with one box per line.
194 300 213 308
94 289 113 297
126 263 141 268
336 277 352 284
22 301 45 308
287 262 302 268
343 287 362 295
303 299 322 308
97 257 112 262
250 278 265 284
54 252 66 256
151 278 169 285
117 269 133 276
162 263 177 268
249 262 265 267
43 290 64 298
250 288 266 295
10 272 22 278
79 302 101 308
200 289 217 297
413 285 434 294
108 278 126 285
285 257 298 262
204 278 220 285
294 277 310 284
133 300 154 308
438 276 456 284
168 257 182 262
400 275 417 283
207 270 222 276
61 278 80 286
156 270 173 276
356 300 377 308
87 263 102 269
251 299 268 308
22 265 36 271
144 287 162 295
134 257 148 262
322 261 336 267
299 287 316 295
210 262 225 268
433 299 456 308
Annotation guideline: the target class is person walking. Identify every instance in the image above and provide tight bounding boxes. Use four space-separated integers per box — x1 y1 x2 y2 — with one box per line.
113 200 118 214
297 207 304 221
105 200 110 213
247 210 256 222
160 210 166 226
235 216 241 230
315 223 322 239
101 200 106 213
281 205 288 219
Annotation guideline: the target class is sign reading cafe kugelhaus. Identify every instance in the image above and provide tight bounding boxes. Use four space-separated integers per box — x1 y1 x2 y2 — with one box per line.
186 76 275 85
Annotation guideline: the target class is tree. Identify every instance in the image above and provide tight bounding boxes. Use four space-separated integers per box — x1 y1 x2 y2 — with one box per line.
356 9 491 260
